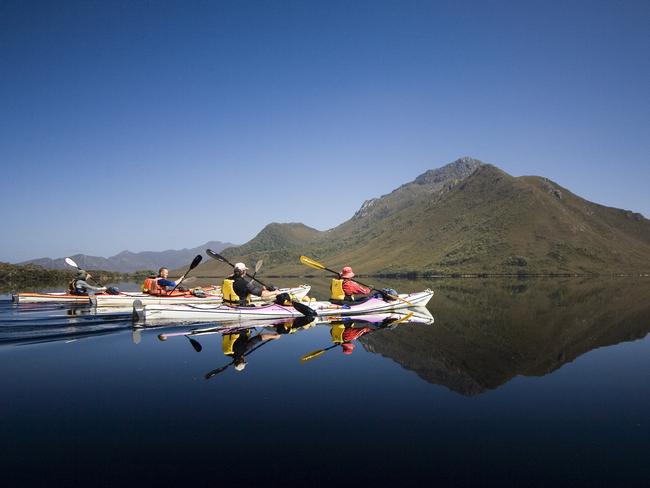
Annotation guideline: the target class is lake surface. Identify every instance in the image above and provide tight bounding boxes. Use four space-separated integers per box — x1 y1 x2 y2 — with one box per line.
1 278 649 487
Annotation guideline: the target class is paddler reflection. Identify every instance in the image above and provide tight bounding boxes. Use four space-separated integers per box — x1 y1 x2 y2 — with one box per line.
204 316 317 379
222 329 281 372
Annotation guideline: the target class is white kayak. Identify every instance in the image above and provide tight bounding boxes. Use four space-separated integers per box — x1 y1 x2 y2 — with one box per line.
133 289 434 324
12 292 107 303
156 307 435 337
91 284 311 307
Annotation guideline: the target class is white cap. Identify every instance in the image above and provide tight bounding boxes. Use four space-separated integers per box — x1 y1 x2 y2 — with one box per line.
234 262 248 272
234 362 247 371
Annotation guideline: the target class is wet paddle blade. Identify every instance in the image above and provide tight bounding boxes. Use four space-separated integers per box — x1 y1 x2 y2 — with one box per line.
299 255 326 271
205 364 229 379
300 349 327 362
65 257 79 269
189 254 203 270
292 300 317 317
187 336 202 352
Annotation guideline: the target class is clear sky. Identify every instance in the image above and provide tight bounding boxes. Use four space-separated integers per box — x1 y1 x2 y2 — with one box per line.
1 0 648 262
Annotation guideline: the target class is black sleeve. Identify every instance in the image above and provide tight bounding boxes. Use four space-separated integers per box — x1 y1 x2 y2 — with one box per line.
246 280 263 297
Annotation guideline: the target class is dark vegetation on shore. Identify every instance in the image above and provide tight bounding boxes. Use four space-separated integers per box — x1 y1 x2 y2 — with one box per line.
0 262 152 293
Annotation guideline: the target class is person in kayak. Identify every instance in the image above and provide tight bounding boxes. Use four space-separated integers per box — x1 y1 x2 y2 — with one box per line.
142 267 187 295
69 270 107 295
222 262 281 306
330 266 371 303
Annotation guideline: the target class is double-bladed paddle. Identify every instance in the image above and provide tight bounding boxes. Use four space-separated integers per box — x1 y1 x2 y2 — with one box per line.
206 249 317 317
299 255 414 307
169 254 203 294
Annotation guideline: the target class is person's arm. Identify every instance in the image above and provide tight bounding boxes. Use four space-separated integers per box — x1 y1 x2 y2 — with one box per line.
77 280 106 292
343 280 370 295
157 278 176 287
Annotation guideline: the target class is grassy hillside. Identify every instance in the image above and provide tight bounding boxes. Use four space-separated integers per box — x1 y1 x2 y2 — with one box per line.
190 158 650 276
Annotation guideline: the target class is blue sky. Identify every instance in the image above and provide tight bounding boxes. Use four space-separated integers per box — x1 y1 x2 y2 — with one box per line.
1 0 648 262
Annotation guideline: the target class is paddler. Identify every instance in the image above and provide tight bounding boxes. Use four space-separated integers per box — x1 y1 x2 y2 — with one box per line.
142 267 188 295
222 262 281 306
69 269 107 295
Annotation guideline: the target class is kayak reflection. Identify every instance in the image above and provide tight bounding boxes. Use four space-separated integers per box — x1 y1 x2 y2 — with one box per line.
300 309 431 362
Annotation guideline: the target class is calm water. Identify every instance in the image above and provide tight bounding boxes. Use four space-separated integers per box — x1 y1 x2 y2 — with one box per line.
1 278 649 487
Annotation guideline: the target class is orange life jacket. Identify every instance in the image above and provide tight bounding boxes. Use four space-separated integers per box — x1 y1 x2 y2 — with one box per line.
142 277 166 296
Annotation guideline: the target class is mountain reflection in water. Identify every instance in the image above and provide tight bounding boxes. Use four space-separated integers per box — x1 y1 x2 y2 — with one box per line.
361 278 650 395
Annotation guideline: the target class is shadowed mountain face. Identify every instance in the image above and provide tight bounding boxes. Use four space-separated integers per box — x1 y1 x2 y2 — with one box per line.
19 241 235 273
361 278 650 396
197 157 650 276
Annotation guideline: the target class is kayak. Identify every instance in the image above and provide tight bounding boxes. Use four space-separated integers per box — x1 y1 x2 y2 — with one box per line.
90 284 311 307
11 288 218 304
133 289 434 324
156 307 435 337
13 285 311 306
12 292 110 303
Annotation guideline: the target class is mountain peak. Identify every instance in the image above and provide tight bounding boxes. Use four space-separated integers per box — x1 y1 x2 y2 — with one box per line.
413 157 484 188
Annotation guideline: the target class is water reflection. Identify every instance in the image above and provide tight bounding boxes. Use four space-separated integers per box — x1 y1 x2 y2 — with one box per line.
152 310 433 378
362 278 650 395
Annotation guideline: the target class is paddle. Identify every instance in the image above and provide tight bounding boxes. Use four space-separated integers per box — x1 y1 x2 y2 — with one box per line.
204 316 315 379
206 249 317 317
300 312 414 362
204 339 272 379
64 257 104 287
168 255 203 294
186 336 203 352
299 255 414 307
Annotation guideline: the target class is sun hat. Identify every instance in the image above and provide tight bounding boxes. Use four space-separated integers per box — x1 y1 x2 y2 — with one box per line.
340 266 354 279
234 262 248 272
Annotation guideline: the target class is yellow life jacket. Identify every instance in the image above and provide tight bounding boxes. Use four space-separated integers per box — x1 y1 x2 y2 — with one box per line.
221 330 252 355
222 279 240 305
222 278 251 305
330 324 346 344
330 278 346 301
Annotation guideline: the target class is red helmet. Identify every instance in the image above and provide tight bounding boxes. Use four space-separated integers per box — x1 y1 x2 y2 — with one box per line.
340 266 354 279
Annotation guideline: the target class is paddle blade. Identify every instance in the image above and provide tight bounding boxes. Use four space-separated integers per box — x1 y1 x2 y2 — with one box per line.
254 260 263 273
292 300 317 317
206 249 225 262
300 349 327 362
292 315 316 329
205 365 229 379
187 337 203 352
65 257 79 269
189 254 203 269
299 255 326 271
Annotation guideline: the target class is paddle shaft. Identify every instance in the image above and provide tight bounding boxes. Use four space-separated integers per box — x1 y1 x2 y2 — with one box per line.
205 338 273 379
206 250 271 289
169 255 202 294
65 258 104 287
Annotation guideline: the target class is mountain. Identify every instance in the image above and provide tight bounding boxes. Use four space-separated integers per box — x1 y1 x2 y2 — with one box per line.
360 278 650 396
18 241 236 273
196 157 650 275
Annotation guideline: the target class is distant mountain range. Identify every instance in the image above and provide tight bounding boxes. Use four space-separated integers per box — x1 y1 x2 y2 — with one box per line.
18 241 235 273
196 156 650 275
